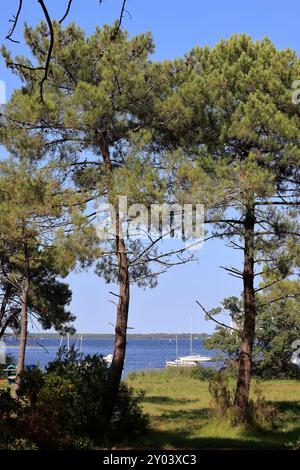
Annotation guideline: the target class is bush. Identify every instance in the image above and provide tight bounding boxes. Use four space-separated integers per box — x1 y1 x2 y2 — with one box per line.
2 346 149 449
46 347 149 443
191 366 217 381
208 372 232 418
110 385 148 441
17 373 81 449
8 438 38 450
208 373 281 430
247 385 281 431
253 360 300 380
0 387 20 421
17 367 44 408
286 439 300 450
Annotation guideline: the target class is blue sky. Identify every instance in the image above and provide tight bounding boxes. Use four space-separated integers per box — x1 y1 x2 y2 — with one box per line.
0 0 299 333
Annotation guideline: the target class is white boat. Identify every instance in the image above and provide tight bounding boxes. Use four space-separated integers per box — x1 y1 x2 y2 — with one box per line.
166 359 199 367
103 353 113 365
291 354 300 367
166 355 211 367
178 354 212 363
165 319 212 368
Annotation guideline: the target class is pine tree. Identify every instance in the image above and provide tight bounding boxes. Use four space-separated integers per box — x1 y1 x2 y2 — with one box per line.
0 158 95 396
205 277 300 380
0 22 180 416
161 35 300 423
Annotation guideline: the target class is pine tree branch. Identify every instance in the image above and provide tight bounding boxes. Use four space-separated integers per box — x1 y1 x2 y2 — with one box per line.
6 0 23 43
59 0 73 24
195 301 241 334
254 278 287 293
37 0 54 103
111 0 128 40
258 292 300 308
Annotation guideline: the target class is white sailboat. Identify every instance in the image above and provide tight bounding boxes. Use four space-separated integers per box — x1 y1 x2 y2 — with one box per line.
165 318 212 367
103 353 113 365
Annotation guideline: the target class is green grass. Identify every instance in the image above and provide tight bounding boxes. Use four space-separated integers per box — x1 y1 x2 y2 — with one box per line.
126 368 300 449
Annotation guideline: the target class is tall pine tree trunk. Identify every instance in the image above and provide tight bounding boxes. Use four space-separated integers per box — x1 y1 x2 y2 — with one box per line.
109 215 130 392
233 202 256 423
14 249 30 399
0 284 12 339
98 134 130 420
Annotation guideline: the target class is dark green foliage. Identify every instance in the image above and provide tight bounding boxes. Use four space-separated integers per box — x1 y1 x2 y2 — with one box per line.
247 386 282 431
208 372 232 418
0 387 20 420
16 373 80 449
191 366 217 382
206 292 300 380
0 347 148 449
0 160 77 340
208 372 281 430
17 367 44 408
7 438 39 450
46 347 149 442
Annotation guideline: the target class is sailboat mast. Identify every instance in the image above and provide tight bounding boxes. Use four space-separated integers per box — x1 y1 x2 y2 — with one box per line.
190 317 192 356
175 334 178 359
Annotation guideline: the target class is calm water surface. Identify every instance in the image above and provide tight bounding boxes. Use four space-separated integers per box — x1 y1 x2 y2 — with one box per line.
4 337 216 374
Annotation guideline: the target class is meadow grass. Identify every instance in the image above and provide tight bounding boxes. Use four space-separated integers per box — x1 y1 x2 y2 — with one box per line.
1 370 299 449
126 368 300 449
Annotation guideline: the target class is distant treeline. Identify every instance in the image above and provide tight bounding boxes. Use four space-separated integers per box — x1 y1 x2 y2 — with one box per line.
26 333 211 340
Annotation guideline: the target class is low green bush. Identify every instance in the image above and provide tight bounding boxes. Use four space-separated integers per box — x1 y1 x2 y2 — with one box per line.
208 371 232 417
208 372 281 430
247 385 282 431
191 366 217 381
8 438 39 450
0 347 149 449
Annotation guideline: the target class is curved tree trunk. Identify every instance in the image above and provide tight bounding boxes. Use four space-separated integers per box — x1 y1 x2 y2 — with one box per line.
233 203 256 423
14 274 30 399
0 284 12 339
109 216 130 393
98 134 130 422
14 246 30 400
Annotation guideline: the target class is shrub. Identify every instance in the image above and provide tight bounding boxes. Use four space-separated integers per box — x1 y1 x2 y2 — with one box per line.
46 347 149 444
0 387 20 421
208 373 281 430
110 385 149 442
73 436 94 450
8 438 38 450
286 439 300 450
17 373 80 449
247 385 281 431
208 372 232 418
191 366 217 381
17 367 44 408
6 346 149 449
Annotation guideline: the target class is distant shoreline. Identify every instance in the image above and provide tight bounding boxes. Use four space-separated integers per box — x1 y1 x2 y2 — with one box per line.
20 333 211 340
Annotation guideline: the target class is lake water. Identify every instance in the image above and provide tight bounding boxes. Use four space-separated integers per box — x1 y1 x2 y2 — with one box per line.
3 336 216 374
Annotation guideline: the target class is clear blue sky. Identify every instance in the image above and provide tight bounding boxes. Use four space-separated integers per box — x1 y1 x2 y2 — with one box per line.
0 0 299 333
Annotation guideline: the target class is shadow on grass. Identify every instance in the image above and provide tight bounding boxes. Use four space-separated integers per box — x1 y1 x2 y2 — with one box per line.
142 400 300 450
276 400 300 414
160 407 210 422
143 396 198 405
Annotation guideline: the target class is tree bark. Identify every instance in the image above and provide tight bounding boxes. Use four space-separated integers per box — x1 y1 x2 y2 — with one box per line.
0 284 12 339
109 216 130 390
233 202 256 423
14 250 30 399
98 134 130 419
